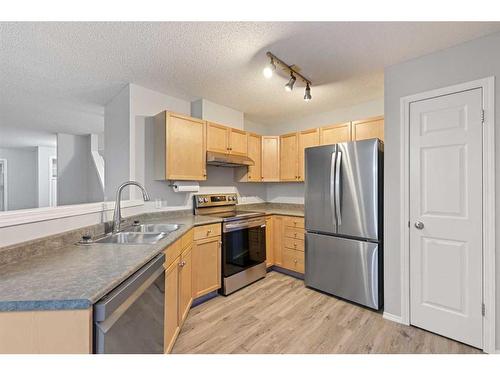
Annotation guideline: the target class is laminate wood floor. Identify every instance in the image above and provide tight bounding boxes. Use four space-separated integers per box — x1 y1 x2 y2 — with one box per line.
172 271 481 354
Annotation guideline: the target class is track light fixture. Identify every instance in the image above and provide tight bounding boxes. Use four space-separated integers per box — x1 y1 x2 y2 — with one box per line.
263 58 276 78
304 82 312 102
284 73 296 92
263 51 312 101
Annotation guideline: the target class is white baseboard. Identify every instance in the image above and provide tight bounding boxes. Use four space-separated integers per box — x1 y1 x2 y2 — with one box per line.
382 312 404 324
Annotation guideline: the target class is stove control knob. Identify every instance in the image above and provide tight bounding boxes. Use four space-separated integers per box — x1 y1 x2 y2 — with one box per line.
204 197 209 203
197 197 204 204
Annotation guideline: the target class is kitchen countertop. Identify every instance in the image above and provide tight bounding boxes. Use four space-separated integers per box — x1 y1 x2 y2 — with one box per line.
0 205 303 313
0 215 221 312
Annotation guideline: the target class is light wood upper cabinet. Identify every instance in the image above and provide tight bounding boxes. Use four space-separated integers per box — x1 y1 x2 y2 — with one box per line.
206 122 229 153
280 132 299 181
320 122 352 145
192 235 221 299
229 128 248 156
352 116 384 141
236 132 262 182
261 136 280 182
164 259 179 354
206 122 248 156
298 128 319 181
154 111 206 181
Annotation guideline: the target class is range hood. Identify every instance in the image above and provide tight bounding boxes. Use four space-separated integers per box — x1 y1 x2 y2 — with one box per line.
206 151 255 167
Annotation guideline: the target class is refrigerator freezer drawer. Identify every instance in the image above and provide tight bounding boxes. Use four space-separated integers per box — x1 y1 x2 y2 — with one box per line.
305 232 382 309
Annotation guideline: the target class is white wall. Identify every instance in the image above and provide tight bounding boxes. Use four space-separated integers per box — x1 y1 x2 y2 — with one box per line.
383 31 500 349
57 133 104 206
0 147 37 210
191 99 244 129
36 146 56 208
244 119 270 135
104 85 130 200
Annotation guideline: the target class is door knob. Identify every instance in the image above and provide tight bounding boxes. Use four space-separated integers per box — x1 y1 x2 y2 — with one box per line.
414 221 424 230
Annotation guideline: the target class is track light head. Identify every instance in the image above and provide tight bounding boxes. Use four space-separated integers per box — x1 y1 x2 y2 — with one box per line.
263 58 276 79
284 73 296 92
304 83 312 102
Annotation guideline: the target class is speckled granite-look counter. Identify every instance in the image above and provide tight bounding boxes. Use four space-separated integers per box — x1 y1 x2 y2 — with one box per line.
0 214 221 312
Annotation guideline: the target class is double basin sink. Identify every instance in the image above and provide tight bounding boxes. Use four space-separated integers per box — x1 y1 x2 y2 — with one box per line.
94 223 180 245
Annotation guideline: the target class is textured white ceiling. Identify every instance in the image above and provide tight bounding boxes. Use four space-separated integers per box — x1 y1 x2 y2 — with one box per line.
1 21 500 142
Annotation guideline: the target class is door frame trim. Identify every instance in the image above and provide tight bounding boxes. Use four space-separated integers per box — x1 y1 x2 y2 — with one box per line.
399 77 496 353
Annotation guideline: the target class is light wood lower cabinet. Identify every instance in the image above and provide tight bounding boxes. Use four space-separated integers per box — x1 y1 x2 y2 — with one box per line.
272 216 284 267
165 225 221 353
265 215 305 275
265 216 274 267
164 229 194 354
178 245 193 326
192 236 221 298
0 309 92 354
282 248 305 274
164 259 180 354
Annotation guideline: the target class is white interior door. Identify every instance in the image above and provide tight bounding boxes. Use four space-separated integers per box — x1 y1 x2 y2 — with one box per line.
409 88 483 348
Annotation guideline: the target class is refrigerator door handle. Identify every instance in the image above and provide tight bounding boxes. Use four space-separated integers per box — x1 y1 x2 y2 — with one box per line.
335 151 342 225
330 151 337 225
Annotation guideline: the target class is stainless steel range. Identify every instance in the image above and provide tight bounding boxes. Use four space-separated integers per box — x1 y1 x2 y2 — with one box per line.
194 193 267 295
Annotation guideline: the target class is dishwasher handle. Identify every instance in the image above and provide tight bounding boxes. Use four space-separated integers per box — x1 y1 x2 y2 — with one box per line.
94 252 165 322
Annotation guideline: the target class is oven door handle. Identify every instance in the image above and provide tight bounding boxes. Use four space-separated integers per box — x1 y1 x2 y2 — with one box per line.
223 220 266 232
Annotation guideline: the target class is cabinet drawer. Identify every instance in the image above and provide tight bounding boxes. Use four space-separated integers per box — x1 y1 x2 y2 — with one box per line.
181 229 194 250
283 216 304 229
284 237 304 252
282 248 304 274
285 227 304 240
164 240 181 268
194 224 221 240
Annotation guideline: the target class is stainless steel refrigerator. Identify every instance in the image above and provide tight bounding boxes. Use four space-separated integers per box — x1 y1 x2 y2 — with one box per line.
304 138 383 310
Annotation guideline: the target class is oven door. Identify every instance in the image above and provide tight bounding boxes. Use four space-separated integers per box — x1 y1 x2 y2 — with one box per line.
222 217 266 278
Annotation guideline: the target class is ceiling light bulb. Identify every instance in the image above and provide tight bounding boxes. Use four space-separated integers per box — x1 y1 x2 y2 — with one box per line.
304 83 312 102
284 74 296 92
263 59 276 79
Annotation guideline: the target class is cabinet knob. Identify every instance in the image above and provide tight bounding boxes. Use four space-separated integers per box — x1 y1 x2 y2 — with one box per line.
207 229 212 235
294 259 298 264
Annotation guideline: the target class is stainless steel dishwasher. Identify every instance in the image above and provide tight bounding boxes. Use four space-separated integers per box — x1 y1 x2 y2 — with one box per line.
93 253 165 354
